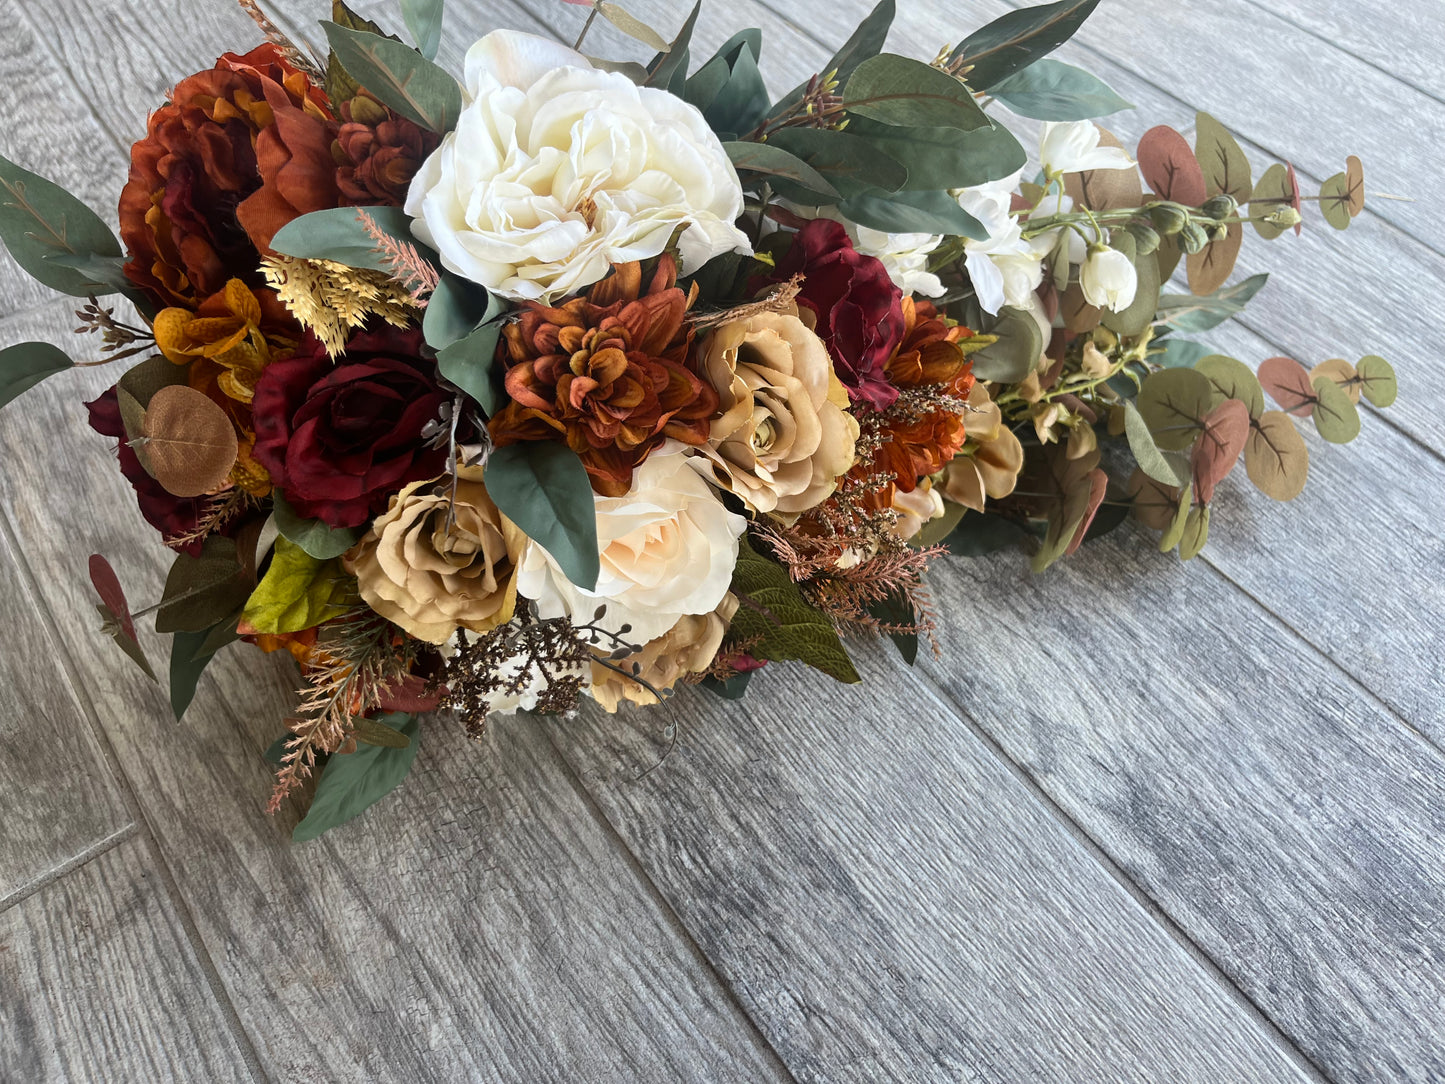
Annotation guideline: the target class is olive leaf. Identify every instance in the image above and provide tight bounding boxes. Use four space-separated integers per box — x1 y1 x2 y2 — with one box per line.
844 54 990 131
723 142 840 200
1355 354 1397 408
322 21 462 134
949 0 1102 91
1156 273 1269 333
1123 400 1186 486
0 341 73 411
1244 411 1309 501
1195 354 1264 418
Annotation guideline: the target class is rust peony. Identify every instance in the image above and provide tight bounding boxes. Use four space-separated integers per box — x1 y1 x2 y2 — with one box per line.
335 94 439 207
753 219 906 412
488 258 718 496
250 326 450 529
118 44 335 311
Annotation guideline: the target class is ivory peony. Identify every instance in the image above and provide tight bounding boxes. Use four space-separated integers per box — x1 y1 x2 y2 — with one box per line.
405 30 750 302
515 443 747 642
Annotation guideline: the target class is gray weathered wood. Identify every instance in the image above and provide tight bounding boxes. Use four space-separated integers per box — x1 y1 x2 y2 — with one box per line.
0 838 255 1083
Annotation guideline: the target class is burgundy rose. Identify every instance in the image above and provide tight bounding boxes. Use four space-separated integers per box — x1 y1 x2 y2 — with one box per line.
87 388 209 555
251 326 451 529
753 219 905 411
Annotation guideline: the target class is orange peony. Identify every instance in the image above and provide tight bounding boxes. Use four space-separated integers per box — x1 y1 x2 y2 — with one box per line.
488 257 718 496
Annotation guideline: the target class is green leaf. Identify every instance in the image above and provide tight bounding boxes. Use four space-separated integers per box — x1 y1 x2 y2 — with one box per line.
950 0 1102 91
683 55 730 114
0 341 72 412
155 537 252 634
242 537 355 635
703 40 770 137
722 142 840 200
1194 354 1264 419
43 252 154 314
1178 504 1210 561
763 127 907 202
727 538 860 684
1310 374 1361 443
399 0 444 59
771 0 893 121
353 714 413 748
644 2 700 93
913 499 967 547
1250 162 1297 240
699 671 753 700
273 491 363 560
1136 367 1213 451
437 320 504 415
322 21 462 133
169 621 232 722
325 0 394 105
1158 484 1193 553
1195 111 1253 203
263 734 291 767
1155 272 1269 333
969 305 1043 383
844 54 990 131
1319 171 1354 230
939 511 1032 557
838 190 988 239
867 591 918 666
293 714 419 841
96 604 158 682
270 205 419 275
844 116 1027 191
0 152 124 297
988 59 1131 120
1150 337 1213 370
1355 354 1397 408
1123 400 1187 486
423 271 502 350
484 442 600 591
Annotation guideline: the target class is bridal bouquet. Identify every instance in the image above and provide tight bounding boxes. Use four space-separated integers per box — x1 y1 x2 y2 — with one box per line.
0 0 1393 838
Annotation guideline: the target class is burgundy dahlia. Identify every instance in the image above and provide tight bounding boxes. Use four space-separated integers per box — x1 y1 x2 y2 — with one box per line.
250 326 450 529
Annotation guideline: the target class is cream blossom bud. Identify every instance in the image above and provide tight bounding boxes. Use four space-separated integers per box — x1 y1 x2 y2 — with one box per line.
1079 244 1138 312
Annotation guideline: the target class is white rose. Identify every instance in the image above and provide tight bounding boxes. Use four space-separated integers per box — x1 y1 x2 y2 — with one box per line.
1079 243 1138 311
516 443 747 642
405 30 751 303
1038 121 1134 177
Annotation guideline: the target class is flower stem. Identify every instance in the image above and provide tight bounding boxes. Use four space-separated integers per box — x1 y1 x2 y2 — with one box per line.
574 6 599 51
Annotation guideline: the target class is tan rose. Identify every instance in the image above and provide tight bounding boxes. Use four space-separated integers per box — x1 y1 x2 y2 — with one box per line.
696 308 859 516
588 594 738 712
344 465 524 644
940 383 1025 511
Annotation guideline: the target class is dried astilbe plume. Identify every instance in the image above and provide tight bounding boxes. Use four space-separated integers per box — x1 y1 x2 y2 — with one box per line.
261 255 420 358
357 208 440 305
161 487 258 551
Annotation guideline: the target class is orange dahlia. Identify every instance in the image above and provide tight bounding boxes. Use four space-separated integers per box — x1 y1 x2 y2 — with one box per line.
488 257 718 496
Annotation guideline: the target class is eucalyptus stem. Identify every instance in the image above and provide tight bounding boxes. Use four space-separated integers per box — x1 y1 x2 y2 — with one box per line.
574 6 599 51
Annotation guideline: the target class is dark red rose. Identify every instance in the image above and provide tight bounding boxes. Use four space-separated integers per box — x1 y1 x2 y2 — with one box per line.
753 219 905 411
86 388 209 555
250 326 451 529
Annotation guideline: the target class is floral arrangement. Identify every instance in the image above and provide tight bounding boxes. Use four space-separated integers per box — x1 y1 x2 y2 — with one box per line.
0 0 1394 839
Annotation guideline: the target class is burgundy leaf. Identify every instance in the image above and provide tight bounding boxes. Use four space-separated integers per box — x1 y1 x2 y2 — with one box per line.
89 554 136 643
1191 398 1251 503
1258 356 1318 417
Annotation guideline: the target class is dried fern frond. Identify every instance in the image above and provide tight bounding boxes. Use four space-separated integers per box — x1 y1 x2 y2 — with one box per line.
236 0 323 79
688 275 804 330
163 488 258 551
356 208 441 306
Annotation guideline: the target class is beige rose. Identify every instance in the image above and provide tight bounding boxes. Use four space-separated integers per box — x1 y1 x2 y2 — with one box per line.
588 594 738 712
940 383 1025 511
695 308 859 516
345 465 524 644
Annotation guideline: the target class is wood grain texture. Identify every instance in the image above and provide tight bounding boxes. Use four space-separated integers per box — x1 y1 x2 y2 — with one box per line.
0 515 133 905
0 838 254 1083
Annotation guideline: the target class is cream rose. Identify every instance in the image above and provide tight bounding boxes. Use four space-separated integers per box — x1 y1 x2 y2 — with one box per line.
516 442 746 642
588 594 738 712
345 466 523 644
695 308 859 516
405 30 750 303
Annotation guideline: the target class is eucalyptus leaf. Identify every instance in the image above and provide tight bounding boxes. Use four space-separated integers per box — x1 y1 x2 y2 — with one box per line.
1136 367 1213 451
1194 354 1264 419
273 492 363 560
838 190 987 239
0 342 72 412
423 272 503 350
0 152 124 297
643 2 700 93
1310 375 1361 443
1319 171 1354 230
1156 272 1269 333
293 714 419 841
399 0 444 60
764 127 907 202
989 59 1131 120
155 537 252 635
1150 337 1212 370
1123 400 1187 486
703 39 770 137
1355 354 1397 408
950 0 1102 90
1244 411 1309 501
270 205 420 275
322 21 462 133
970 306 1043 383
845 116 1027 191
484 442 600 591
96 604 157 682
771 0 893 120
844 54 990 131
1178 504 1211 561
723 142 839 199
597 2 670 52
1195 111 1253 203
437 320 504 415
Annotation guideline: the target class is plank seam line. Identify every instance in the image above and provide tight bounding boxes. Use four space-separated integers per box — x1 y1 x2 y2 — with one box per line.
0 823 139 916
0 510 272 1084
1199 556 1445 760
1234 0 1445 110
539 720 801 1083
898 657 1335 1083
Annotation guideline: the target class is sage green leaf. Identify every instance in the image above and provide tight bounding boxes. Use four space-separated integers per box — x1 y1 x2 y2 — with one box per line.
1319 171 1354 230
838 190 988 239
643 2 700 93
970 305 1043 383
1244 411 1309 501
1355 354 1397 408
683 55 730 114
155 537 252 634
241 537 355 635
1156 273 1269 334
1123 400 1186 486
1195 111 1252 203
423 272 502 350
1178 504 1210 561
270 205 419 275
293 714 419 841
325 0 394 105
1250 162 1297 240
763 127 907 201
771 0 893 121
44 253 154 313
1158 484 1193 553
400 0 444 59
702 40 769 137
844 54 990 131
989 58 1131 120
845 116 1027 191
728 538 860 684
1136 367 1213 451
273 492 363 560
0 342 72 412
1310 374 1361 443
0 152 124 297
437 320 504 415
723 142 839 200
484 442 600 591
322 21 462 133
1151 337 1212 370
169 621 232 722
1194 354 1264 418
950 0 1102 90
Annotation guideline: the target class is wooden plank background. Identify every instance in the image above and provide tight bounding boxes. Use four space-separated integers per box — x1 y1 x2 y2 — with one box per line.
0 0 1440 1081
